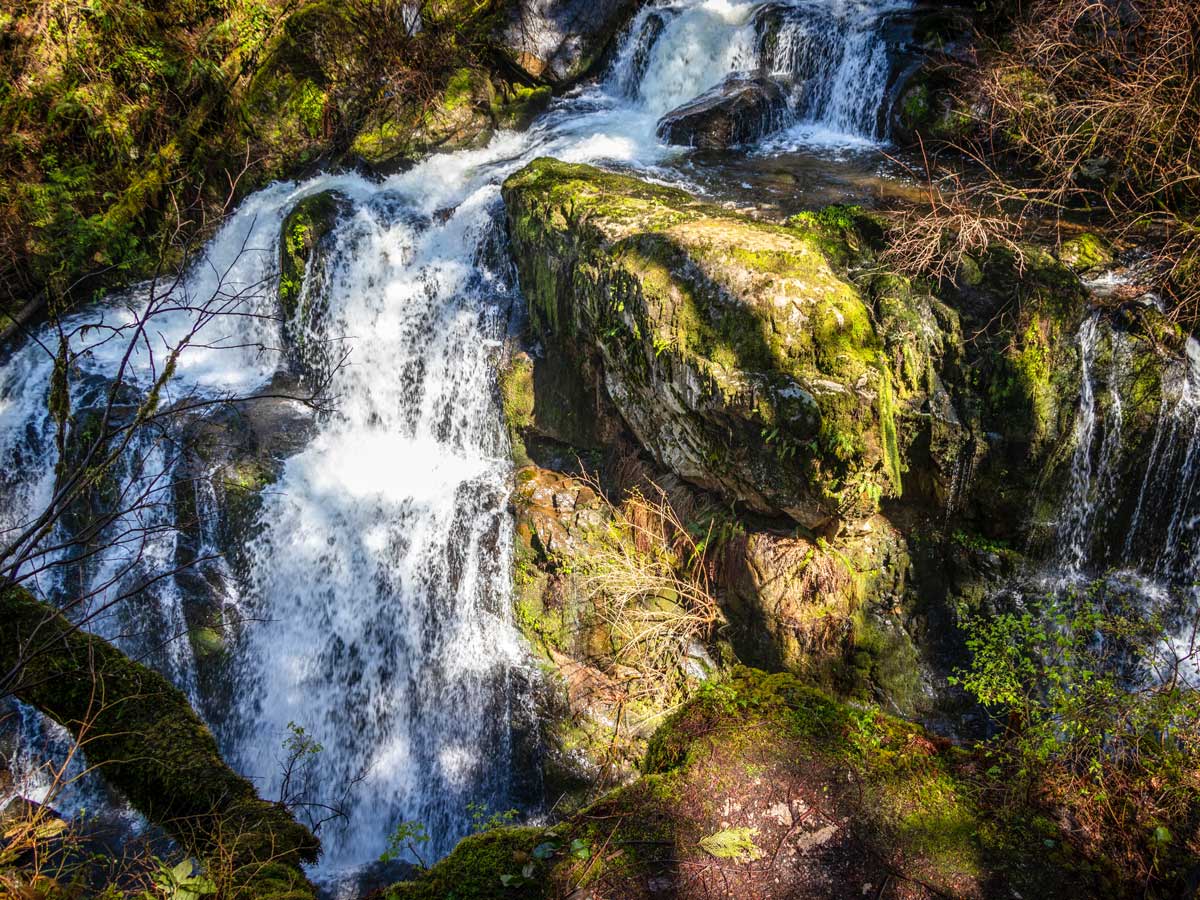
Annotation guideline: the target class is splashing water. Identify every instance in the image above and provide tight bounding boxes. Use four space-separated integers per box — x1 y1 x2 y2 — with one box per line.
616 0 912 147
0 0 918 885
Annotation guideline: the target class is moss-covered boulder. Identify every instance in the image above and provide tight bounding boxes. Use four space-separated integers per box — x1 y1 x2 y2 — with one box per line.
1 585 319 898
502 159 905 530
1058 232 1114 273
384 668 1101 899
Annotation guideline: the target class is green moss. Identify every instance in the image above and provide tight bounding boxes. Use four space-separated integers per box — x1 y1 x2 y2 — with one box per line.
443 67 476 111
279 191 340 317
844 610 923 715
494 84 553 130
393 668 1094 897
190 625 226 659
385 828 549 900
878 366 903 494
499 352 536 464
1059 233 1114 272
1 585 318 897
502 159 898 526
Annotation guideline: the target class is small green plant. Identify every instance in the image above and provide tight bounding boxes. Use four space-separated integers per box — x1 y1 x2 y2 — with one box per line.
467 801 520 833
380 820 430 868
278 721 323 810
499 838 590 888
146 859 216 900
698 827 764 862
951 586 1200 883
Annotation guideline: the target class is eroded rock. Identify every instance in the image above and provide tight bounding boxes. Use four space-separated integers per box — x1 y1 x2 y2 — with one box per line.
503 158 903 530
656 74 791 149
499 0 641 84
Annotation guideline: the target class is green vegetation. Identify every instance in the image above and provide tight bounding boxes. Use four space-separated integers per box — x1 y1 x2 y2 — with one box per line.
0 0 524 323
502 159 910 527
386 667 1114 898
952 589 1200 888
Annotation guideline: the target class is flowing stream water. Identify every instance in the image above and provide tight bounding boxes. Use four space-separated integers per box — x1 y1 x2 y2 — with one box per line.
1044 298 1200 688
1 0 918 887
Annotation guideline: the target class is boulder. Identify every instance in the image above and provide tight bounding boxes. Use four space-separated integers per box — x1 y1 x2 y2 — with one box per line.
498 0 641 85
171 376 315 702
656 74 791 149
503 159 902 530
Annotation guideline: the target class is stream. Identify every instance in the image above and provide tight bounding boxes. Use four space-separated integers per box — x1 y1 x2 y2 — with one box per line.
6 0 1195 893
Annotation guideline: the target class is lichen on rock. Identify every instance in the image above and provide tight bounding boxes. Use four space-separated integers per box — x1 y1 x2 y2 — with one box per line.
502 159 906 530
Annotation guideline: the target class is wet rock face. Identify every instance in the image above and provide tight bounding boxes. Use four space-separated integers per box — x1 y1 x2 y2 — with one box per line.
278 190 349 374
503 159 901 530
499 0 641 84
171 378 315 703
656 74 791 149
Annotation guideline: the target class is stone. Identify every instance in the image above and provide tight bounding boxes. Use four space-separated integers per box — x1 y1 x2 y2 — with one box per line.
499 0 641 85
656 74 791 149
503 159 899 529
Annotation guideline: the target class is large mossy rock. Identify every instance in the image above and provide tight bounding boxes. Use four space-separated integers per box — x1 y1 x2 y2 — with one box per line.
278 190 348 371
1 585 319 898
386 667 1097 899
502 159 904 530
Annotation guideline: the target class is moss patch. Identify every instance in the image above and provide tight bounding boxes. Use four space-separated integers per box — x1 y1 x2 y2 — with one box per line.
1 585 318 897
386 668 1100 899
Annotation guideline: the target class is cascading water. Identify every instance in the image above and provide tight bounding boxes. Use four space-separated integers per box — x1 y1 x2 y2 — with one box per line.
1057 313 1126 576
0 0 918 887
615 0 912 145
1034 302 1200 688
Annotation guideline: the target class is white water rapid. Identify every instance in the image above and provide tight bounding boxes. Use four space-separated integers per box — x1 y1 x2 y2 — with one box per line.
0 0 913 888
1043 304 1200 690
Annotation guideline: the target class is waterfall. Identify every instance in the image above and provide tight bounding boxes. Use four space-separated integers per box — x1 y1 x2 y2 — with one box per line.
1034 307 1200 690
611 0 912 146
1057 313 1125 576
0 0 917 886
1125 337 1200 580
221 178 527 870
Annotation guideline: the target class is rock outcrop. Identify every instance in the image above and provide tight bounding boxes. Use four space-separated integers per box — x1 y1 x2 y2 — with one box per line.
500 157 1121 728
498 0 641 85
503 159 905 531
656 74 791 149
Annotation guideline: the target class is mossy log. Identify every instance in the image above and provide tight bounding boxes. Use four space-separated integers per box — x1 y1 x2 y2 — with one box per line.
0 584 319 898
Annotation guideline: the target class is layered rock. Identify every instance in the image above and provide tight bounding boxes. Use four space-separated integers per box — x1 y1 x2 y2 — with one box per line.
498 0 641 85
656 74 791 149
503 159 904 531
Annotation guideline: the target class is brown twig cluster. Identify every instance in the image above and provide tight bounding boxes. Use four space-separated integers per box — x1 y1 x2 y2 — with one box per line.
573 477 724 704
979 0 1200 317
889 1 1200 325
